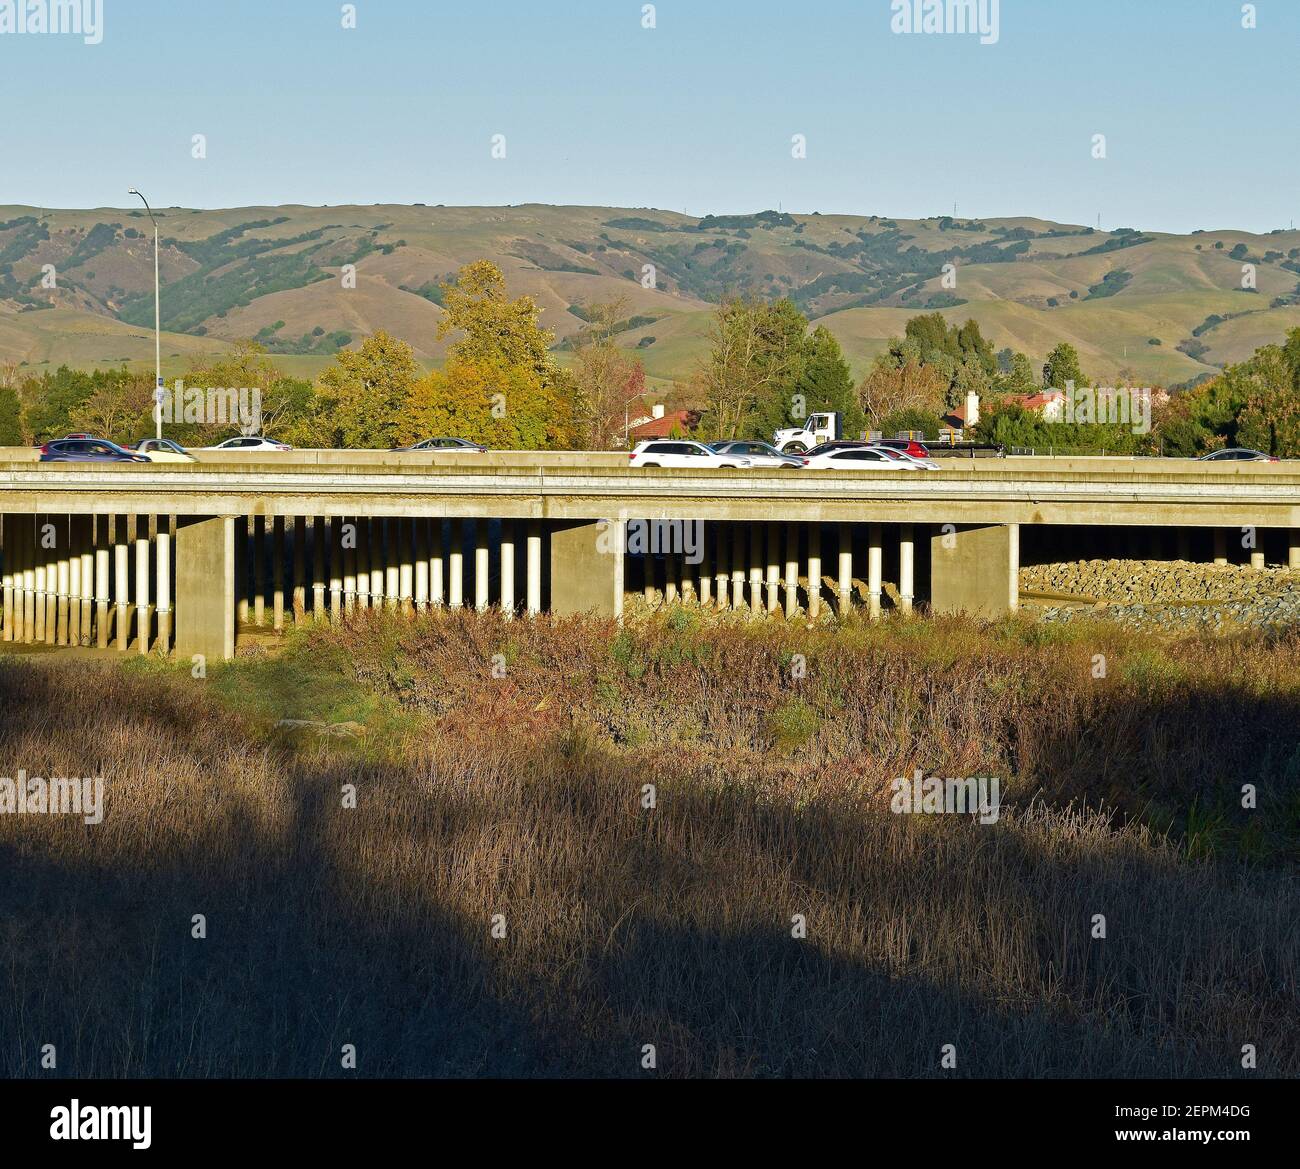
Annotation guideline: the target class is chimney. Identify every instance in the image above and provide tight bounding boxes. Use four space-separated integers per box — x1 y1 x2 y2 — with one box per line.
652 404 665 420
965 389 980 427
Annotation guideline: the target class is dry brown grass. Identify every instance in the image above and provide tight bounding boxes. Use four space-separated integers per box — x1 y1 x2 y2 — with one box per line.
0 611 1296 1077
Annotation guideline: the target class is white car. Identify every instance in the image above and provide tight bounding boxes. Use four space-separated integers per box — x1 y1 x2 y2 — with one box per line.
801 447 925 470
204 436 293 453
629 440 752 469
870 446 940 470
132 438 197 463
709 440 803 468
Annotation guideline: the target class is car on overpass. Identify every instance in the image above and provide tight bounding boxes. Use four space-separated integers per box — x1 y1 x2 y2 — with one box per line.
204 436 293 453
707 440 802 468
1197 448 1280 463
393 437 489 453
629 440 753 469
871 447 941 470
872 437 932 460
132 438 197 463
801 446 927 471
39 438 150 463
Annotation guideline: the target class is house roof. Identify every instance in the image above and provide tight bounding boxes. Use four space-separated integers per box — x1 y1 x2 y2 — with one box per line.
629 409 694 439
1019 390 1066 412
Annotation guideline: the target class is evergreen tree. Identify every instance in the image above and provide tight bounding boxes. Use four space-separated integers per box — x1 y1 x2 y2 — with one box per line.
0 386 22 445
1043 343 1087 389
792 326 865 438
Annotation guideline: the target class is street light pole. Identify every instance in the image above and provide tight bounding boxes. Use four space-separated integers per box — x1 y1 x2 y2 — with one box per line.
128 188 163 440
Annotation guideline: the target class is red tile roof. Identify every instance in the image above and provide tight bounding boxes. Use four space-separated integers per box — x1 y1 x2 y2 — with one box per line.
629 409 694 439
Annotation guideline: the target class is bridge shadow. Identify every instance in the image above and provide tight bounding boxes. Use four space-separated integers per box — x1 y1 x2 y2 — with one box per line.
0 654 1294 1078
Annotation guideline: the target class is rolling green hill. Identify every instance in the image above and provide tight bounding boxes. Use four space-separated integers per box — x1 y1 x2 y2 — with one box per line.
2 204 1297 387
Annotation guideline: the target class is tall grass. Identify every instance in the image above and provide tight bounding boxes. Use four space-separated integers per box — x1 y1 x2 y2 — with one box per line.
0 611 1296 1077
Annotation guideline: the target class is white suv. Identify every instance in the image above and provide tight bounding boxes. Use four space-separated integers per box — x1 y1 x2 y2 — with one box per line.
629 440 753 469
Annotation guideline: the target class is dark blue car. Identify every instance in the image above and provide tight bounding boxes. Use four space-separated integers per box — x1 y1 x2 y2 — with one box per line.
39 438 150 463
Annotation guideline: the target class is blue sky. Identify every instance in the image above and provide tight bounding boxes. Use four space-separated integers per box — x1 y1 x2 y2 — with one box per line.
0 0 1295 232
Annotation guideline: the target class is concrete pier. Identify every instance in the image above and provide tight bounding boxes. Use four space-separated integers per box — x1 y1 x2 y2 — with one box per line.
931 523 1019 619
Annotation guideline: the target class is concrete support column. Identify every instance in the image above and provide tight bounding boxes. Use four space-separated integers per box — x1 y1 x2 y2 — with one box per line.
273 517 286 631
475 520 490 612
665 542 679 604
500 522 516 618
114 518 130 652
807 531 822 621
33 524 47 643
58 520 74 650
1290 530 1300 572
551 519 623 620
1 520 13 644
44 526 59 646
1251 547 1266 572
930 523 1020 618
94 516 110 650
397 518 414 615
526 520 542 617
784 526 799 619
312 516 327 617
77 516 94 646
380 519 397 611
136 518 152 654
175 516 236 663
414 518 430 611
716 525 731 609
252 516 266 627
236 518 250 627
837 523 853 616
356 518 371 610
56 520 71 646
431 520 445 608
697 525 712 607
156 524 172 653
341 517 357 613
21 519 36 643
868 523 883 621
20 520 35 644
748 524 763 617
731 525 746 611
67 519 82 646
330 518 345 622
1213 528 1228 566
899 524 915 617
449 519 465 610
294 517 308 622
369 518 385 609
642 538 656 605
765 522 781 615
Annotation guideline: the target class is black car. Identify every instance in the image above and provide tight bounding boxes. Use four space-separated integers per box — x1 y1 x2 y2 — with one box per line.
39 438 150 463
803 440 873 458
392 437 489 453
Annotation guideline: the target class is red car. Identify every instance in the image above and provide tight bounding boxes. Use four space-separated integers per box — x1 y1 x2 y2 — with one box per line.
872 438 931 460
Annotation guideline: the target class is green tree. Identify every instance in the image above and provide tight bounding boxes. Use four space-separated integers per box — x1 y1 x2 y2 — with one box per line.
19 365 99 441
0 386 22 445
436 260 580 439
698 297 804 439
994 351 1038 395
880 407 941 440
315 331 421 449
409 356 579 451
790 326 865 439
1043 343 1087 389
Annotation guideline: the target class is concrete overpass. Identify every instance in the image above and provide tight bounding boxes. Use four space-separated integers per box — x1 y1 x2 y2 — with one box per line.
2 451 1298 661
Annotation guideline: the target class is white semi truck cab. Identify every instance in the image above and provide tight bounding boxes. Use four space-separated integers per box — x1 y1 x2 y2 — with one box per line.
773 411 843 453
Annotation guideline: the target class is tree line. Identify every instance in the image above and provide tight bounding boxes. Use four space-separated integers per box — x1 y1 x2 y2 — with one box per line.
4 265 1300 459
